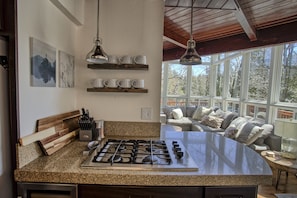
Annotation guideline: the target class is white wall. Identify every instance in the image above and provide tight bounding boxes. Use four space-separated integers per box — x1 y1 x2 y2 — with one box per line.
18 0 77 137
18 0 164 136
75 0 164 123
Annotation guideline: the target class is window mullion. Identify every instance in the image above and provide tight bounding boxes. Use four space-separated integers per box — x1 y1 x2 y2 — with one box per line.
267 45 284 122
239 52 250 116
187 66 192 105
162 62 169 107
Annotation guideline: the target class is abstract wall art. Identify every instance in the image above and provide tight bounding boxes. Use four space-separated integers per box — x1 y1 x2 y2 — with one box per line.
30 37 56 87
59 50 74 88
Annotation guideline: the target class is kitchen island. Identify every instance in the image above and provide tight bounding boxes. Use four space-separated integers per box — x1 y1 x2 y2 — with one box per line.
15 130 272 197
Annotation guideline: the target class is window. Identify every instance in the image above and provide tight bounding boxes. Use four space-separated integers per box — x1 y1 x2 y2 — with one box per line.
229 56 242 98
277 108 294 119
246 105 266 119
248 48 272 100
167 63 187 96
280 43 297 103
161 42 297 124
216 63 224 97
191 65 210 96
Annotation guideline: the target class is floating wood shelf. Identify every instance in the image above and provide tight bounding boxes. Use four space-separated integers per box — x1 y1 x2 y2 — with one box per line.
87 87 148 93
87 63 149 70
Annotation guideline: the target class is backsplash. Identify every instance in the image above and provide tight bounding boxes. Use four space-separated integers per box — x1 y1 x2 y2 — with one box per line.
104 121 161 137
16 121 161 168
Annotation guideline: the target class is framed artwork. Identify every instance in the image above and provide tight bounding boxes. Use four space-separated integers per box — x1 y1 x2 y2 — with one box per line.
59 50 74 88
30 37 56 87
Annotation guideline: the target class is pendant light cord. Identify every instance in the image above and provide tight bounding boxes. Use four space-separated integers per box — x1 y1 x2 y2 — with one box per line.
190 0 193 40
96 0 100 40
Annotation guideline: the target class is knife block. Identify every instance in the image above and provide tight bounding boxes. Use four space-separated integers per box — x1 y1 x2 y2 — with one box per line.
79 130 93 141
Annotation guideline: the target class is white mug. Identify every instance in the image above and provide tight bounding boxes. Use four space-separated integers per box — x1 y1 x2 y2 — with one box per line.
117 79 132 88
120 55 133 64
103 79 118 88
133 55 146 64
92 78 104 88
131 79 144 88
108 55 119 64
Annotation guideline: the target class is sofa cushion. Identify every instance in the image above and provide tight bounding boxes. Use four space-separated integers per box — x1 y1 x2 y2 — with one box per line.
235 122 264 145
162 106 174 119
221 112 238 129
167 117 193 131
192 121 225 132
253 124 273 145
249 117 265 126
172 108 183 119
229 117 248 129
200 115 224 128
186 106 197 117
209 109 226 118
224 127 238 139
192 106 213 121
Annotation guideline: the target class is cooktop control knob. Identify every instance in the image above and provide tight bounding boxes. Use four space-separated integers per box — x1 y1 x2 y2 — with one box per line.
176 151 184 159
172 141 177 145
173 143 179 148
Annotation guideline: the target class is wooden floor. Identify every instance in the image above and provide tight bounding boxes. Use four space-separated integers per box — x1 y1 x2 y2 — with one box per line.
258 171 297 198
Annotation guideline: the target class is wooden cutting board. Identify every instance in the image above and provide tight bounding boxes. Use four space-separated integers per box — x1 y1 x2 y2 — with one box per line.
19 110 81 156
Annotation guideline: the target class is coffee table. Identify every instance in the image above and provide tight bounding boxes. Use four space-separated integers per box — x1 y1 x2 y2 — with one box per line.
261 150 297 189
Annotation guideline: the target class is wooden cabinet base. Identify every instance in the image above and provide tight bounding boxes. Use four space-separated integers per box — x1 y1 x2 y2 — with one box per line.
78 185 203 198
78 185 257 198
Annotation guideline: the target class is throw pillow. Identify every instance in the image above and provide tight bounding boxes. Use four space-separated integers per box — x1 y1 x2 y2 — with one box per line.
253 124 273 145
221 112 239 129
172 108 183 119
200 115 224 128
224 126 238 139
235 122 264 145
192 107 213 121
229 117 249 129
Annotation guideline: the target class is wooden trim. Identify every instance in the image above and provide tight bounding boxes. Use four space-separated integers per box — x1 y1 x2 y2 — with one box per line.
163 21 297 61
87 87 148 93
87 63 149 70
0 0 18 197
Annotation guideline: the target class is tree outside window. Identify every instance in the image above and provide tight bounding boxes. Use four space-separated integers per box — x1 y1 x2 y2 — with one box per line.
229 56 242 98
280 43 297 103
248 48 271 100
191 65 210 96
167 64 187 96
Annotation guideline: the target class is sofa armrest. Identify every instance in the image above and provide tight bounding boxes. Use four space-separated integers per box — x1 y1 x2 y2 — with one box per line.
264 134 282 151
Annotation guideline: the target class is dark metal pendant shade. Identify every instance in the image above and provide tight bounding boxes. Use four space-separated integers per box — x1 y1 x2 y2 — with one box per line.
86 0 108 63
180 0 202 65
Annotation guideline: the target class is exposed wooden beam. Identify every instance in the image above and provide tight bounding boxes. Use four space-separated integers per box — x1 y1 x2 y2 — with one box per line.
163 21 297 61
163 15 189 48
232 0 257 41
163 36 187 49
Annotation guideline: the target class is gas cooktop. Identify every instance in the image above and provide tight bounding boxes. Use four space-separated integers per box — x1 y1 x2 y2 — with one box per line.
81 139 198 172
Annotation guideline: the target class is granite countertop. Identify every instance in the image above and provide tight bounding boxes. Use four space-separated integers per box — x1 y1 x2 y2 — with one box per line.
14 130 272 186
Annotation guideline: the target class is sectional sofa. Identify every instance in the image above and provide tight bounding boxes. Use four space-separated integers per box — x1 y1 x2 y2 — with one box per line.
161 106 281 152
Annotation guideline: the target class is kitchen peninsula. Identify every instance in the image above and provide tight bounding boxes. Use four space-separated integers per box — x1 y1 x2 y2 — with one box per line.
15 129 272 197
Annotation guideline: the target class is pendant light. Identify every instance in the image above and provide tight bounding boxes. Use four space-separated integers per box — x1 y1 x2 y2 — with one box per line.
180 0 202 65
86 0 108 63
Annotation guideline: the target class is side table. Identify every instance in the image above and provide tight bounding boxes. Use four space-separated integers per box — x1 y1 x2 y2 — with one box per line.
261 150 297 189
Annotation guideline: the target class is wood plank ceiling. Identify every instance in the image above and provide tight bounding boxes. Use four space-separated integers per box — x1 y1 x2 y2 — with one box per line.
163 0 297 61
